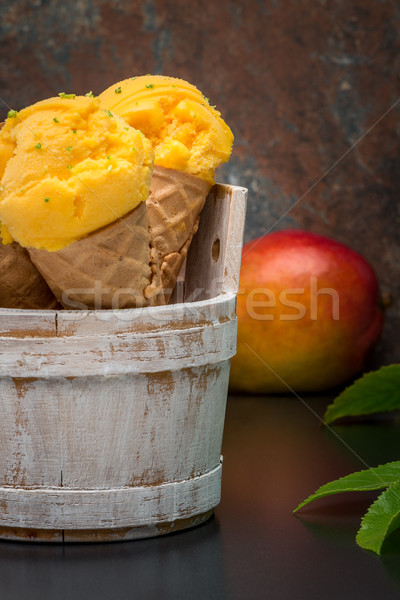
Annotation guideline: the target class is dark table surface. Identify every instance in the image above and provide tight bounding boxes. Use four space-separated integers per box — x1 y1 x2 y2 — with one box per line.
1 394 400 600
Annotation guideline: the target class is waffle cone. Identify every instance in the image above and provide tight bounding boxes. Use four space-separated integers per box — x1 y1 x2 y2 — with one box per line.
145 166 212 304
29 201 152 310
0 239 59 309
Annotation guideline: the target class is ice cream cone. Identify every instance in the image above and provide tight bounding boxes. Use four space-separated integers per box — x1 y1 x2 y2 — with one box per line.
145 166 212 304
99 76 233 304
29 201 152 310
0 238 59 309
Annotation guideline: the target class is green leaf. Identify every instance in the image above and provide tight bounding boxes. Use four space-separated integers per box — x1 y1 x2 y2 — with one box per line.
293 461 400 513
324 365 400 425
356 480 400 555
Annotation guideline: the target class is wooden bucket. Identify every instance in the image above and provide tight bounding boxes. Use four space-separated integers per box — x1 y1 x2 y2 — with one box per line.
0 183 247 542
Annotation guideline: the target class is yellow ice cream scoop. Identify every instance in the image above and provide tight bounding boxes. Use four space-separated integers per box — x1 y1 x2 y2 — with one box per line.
99 75 233 184
0 95 154 251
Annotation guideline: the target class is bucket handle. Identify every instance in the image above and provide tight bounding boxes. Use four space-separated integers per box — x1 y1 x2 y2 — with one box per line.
184 184 247 302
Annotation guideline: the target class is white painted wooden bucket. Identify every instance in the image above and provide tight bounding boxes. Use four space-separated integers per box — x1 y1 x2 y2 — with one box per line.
0 183 247 542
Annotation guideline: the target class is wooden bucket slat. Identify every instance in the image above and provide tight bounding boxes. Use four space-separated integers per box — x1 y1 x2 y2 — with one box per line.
185 184 247 301
0 310 57 337
0 364 230 489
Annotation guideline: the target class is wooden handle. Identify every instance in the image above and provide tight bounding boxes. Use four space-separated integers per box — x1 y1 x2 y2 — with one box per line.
184 184 247 301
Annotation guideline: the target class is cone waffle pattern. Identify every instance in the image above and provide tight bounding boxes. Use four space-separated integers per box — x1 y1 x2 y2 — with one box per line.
145 166 211 304
29 201 152 310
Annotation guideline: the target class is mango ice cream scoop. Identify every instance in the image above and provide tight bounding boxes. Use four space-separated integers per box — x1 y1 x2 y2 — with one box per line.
0 95 155 309
99 75 234 303
0 121 59 309
99 75 233 184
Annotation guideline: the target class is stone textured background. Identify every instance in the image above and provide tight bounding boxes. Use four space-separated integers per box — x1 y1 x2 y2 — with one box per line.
0 0 399 365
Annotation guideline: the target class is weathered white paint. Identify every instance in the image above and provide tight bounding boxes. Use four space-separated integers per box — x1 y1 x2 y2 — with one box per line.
0 305 237 377
0 363 230 489
0 183 247 541
0 463 222 529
